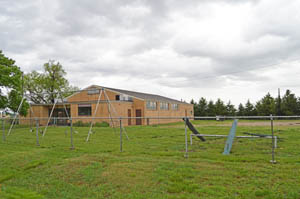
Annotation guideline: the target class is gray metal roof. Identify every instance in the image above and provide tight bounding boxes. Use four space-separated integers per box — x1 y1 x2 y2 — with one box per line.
89 85 188 104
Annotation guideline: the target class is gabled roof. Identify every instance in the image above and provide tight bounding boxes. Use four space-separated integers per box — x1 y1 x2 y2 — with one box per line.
86 85 188 104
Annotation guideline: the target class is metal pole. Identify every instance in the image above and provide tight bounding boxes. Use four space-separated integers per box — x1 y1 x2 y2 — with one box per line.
70 118 74 150
36 119 40 146
2 119 5 142
184 117 188 158
270 114 276 164
120 118 123 152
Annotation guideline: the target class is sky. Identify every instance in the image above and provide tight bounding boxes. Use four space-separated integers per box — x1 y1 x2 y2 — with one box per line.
1 0 300 106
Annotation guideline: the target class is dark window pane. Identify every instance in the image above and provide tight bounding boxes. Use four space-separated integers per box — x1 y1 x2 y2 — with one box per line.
78 107 91 116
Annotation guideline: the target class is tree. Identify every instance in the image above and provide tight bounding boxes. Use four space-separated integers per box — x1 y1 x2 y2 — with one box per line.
281 90 298 116
297 98 300 115
255 93 275 116
215 98 226 115
190 99 195 104
226 101 236 116
0 50 28 115
198 97 208 116
244 100 256 116
275 89 282 116
207 100 215 116
24 60 79 104
237 103 245 116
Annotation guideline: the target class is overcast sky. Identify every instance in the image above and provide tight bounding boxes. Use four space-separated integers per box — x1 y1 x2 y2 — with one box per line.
1 0 300 106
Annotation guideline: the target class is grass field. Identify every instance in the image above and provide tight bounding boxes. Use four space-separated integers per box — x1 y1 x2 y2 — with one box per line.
0 119 300 199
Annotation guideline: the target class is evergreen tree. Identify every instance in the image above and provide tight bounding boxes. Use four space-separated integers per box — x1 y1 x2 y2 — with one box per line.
226 101 236 116
281 90 298 116
244 100 256 116
215 98 226 115
198 97 208 116
275 88 282 116
237 103 245 116
207 100 215 116
255 93 275 116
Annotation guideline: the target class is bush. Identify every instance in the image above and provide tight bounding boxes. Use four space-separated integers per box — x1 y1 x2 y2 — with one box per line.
94 121 110 127
73 121 89 127
72 121 109 127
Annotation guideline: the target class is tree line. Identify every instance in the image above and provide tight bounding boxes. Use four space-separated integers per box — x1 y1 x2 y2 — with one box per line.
0 50 77 116
191 90 300 116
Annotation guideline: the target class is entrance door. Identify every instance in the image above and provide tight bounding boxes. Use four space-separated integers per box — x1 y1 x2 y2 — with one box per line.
128 109 132 125
136 109 142 125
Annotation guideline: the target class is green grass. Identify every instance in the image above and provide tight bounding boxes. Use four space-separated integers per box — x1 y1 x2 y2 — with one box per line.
0 120 300 199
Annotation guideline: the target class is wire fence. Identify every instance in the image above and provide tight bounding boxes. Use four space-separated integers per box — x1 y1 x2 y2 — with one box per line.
1 115 300 164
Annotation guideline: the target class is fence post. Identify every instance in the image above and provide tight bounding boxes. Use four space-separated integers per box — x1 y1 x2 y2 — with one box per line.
120 117 123 152
36 119 40 146
270 114 276 164
184 117 188 158
2 119 5 142
70 118 74 150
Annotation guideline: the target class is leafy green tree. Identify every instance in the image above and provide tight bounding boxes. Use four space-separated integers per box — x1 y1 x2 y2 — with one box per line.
237 103 245 116
244 100 256 116
255 93 275 116
207 100 215 116
226 101 236 116
0 50 28 115
25 60 79 104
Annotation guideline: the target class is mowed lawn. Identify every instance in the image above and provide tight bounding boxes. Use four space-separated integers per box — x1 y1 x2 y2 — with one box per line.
0 120 300 199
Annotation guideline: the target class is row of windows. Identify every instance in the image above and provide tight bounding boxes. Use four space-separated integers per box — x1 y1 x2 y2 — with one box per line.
146 101 179 111
78 101 180 116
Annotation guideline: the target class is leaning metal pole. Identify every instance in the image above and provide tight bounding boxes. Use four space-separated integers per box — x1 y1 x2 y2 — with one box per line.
103 89 129 140
43 99 58 137
7 97 25 136
86 89 103 142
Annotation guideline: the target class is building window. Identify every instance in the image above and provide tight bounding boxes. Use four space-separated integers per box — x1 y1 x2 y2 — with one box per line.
171 104 179 110
88 89 100 95
146 101 157 110
160 102 169 110
116 95 120 100
78 104 92 116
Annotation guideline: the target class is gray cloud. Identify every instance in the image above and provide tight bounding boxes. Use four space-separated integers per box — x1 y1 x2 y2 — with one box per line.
0 0 300 105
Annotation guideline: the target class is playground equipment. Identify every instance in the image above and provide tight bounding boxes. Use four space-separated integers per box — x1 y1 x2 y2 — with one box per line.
183 118 205 141
188 119 277 155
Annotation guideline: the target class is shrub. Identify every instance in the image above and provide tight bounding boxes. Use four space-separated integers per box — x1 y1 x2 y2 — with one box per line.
94 121 110 127
73 121 89 127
